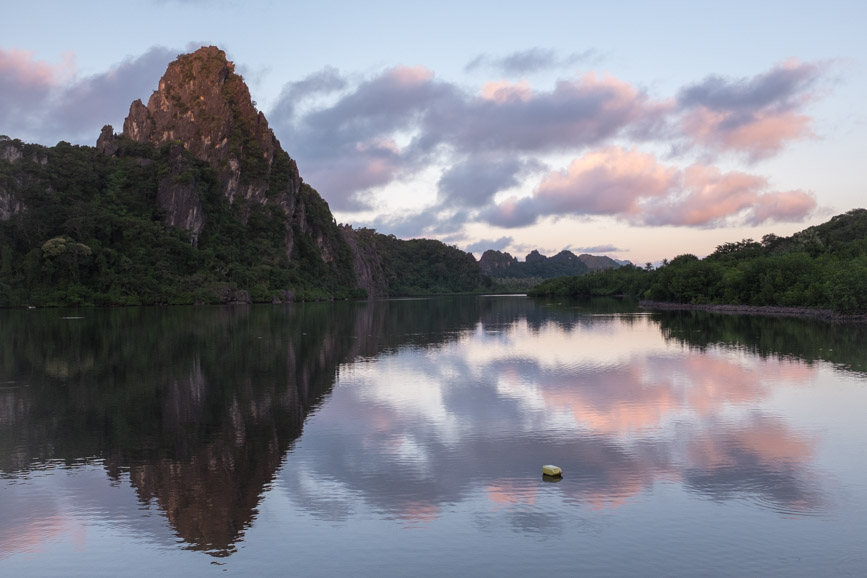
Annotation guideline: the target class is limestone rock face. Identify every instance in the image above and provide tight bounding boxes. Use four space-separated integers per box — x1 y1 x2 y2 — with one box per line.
525 249 545 264
96 125 119 156
121 45 301 207
0 187 24 221
157 143 207 245
340 225 389 299
478 250 518 274
577 253 621 271
0 139 40 221
116 46 321 258
1 141 24 162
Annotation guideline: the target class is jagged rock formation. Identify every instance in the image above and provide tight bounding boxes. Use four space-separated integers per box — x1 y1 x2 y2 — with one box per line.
579 253 624 271
479 248 621 280
122 46 294 205
0 137 45 221
115 46 314 252
478 249 518 274
157 143 207 240
0 47 489 304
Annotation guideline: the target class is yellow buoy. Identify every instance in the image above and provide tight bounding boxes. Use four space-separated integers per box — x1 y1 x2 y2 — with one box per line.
541 465 562 477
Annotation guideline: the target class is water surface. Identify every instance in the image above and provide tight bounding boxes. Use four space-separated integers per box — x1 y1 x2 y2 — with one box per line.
1 297 866 575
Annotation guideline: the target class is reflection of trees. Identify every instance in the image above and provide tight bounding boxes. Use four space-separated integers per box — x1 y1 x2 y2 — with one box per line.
1 304 359 554
0 296 849 549
654 310 867 375
0 297 492 555
282 309 825 526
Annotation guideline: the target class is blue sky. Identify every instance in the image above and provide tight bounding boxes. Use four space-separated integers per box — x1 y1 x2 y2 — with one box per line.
3 0 865 263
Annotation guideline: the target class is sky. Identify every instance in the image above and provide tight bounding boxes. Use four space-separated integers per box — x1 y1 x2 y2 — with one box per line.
2 0 865 264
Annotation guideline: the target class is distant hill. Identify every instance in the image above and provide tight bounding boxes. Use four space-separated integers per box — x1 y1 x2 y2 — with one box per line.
530 208 867 315
479 249 621 280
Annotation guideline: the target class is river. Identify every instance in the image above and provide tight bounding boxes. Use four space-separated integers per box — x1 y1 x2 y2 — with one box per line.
1 296 866 576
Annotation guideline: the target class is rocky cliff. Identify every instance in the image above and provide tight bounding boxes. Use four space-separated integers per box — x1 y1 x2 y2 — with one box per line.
107 46 314 258
121 47 294 204
0 138 46 221
0 47 488 305
479 248 620 280
478 249 518 274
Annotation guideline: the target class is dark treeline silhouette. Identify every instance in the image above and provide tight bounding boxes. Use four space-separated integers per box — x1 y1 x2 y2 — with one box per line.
531 209 867 314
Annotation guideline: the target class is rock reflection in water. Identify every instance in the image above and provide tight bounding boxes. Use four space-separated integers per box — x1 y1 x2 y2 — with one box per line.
0 297 858 562
0 299 483 555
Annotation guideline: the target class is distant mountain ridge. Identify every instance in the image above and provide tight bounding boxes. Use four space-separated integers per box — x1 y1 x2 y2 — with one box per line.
479 249 621 279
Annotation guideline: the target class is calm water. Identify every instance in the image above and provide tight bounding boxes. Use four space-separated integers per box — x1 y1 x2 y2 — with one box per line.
2 296 866 576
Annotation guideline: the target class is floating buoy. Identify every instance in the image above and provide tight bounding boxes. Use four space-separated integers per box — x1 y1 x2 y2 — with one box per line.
541 465 562 477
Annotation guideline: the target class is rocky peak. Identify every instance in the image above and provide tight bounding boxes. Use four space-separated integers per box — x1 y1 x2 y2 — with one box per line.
478 249 517 274
121 46 300 205
577 253 621 271
550 250 580 263
525 249 546 264
96 125 118 156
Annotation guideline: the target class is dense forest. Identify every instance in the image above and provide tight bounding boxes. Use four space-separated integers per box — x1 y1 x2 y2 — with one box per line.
530 209 867 315
0 136 487 306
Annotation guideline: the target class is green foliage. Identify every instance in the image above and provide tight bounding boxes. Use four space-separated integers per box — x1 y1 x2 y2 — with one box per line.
0 137 358 307
374 234 488 296
531 210 867 314
0 134 494 307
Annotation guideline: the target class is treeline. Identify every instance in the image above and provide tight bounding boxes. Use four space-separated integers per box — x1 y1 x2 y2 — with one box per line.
530 209 867 314
350 228 491 296
0 137 352 306
0 136 488 307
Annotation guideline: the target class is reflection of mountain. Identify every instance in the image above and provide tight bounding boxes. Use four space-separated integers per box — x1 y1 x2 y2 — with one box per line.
0 298 488 555
0 297 855 554
1 305 349 554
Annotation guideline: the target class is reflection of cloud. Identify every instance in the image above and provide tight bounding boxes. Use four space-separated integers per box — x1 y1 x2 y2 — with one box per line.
684 414 820 513
281 312 824 525
0 509 71 560
487 481 537 508
0 465 176 560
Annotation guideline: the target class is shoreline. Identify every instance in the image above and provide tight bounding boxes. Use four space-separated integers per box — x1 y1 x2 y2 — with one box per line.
638 300 867 323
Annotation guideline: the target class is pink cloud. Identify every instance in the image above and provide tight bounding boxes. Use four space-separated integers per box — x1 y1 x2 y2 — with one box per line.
0 49 76 126
479 80 533 103
748 189 817 225
645 165 816 226
450 72 663 152
484 148 816 228
682 108 813 160
677 59 822 160
645 165 768 226
536 147 677 215
0 48 74 89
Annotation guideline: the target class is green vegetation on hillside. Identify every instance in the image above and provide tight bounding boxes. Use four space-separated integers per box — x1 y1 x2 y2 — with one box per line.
529 209 867 314
351 228 491 296
0 137 357 306
0 136 490 307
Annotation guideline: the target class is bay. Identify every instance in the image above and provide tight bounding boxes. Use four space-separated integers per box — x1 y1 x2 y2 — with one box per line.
1 296 866 576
